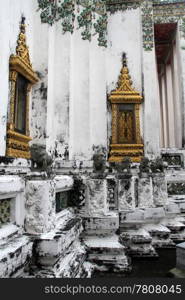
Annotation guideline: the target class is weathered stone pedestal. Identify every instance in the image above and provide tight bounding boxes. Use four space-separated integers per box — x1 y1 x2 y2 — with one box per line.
25 177 56 235
29 209 93 278
24 175 93 278
84 235 131 273
85 178 108 216
143 224 174 248
0 176 33 278
163 203 185 242
0 225 33 278
152 174 168 207
83 175 130 273
118 175 136 211
138 174 154 208
120 228 157 258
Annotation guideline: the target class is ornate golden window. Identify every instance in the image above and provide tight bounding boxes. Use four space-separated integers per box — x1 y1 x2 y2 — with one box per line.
6 17 39 159
108 55 144 162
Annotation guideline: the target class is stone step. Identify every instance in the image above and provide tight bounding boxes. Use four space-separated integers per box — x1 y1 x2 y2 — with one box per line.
31 243 88 278
119 229 158 258
84 235 130 273
34 216 83 266
143 224 175 248
163 220 185 243
0 234 33 278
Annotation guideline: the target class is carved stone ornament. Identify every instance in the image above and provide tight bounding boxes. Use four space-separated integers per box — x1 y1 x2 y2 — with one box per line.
6 17 39 159
108 54 144 163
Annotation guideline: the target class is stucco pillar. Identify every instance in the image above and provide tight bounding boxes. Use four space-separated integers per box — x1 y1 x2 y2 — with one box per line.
69 17 90 161
89 34 107 156
142 1 160 158
179 21 185 147
166 63 176 148
45 24 56 155
161 72 169 148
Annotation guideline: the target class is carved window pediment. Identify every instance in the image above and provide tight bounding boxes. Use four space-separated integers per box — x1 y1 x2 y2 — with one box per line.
6 17 39 159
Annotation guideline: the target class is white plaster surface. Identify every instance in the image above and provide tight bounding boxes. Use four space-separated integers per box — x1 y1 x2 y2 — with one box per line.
55 175 73 191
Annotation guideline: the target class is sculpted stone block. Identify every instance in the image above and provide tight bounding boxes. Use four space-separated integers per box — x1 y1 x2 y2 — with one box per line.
85 179 108 216
25 179 56 234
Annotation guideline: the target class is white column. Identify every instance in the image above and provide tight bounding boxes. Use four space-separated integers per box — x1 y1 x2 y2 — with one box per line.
158 75 164 147
45 24 56 155
178 21 185 147
143 49 161 157
166 62 175 148
69 19 90 161
89 33 107 156
171 42 182 148
161 72 168 148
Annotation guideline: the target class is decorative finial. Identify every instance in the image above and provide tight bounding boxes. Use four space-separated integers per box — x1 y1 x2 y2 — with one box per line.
116 52 134 92
21 15 26 25
122 52 127 67
15 16 31 66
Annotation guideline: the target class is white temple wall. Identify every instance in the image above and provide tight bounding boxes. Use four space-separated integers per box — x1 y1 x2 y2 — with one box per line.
106 8 143 144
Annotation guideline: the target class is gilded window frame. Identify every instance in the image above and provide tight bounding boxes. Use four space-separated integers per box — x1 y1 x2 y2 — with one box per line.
6 18 39 159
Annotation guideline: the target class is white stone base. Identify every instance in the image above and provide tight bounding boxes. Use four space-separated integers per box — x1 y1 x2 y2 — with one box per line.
84 235 131 273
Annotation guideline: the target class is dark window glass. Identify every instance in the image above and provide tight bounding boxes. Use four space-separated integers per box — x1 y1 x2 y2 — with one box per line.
56 192 69 213
14 74 28 134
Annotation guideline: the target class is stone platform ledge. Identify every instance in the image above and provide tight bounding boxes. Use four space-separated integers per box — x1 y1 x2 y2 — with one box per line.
55 175 73 191
34 215 83 266
173 201 185 213
0 224 20 245
0 234 33 278
32 243 89 278
84 235 126 250
120 208 166 227
83 212 119 233
0 175 25 196
142 224 174 248
120 228 152 244
164 203 181 215
143 224 171 235
55 160 93 172
84 235 130 273
163 220 185 231
128 245 158 258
